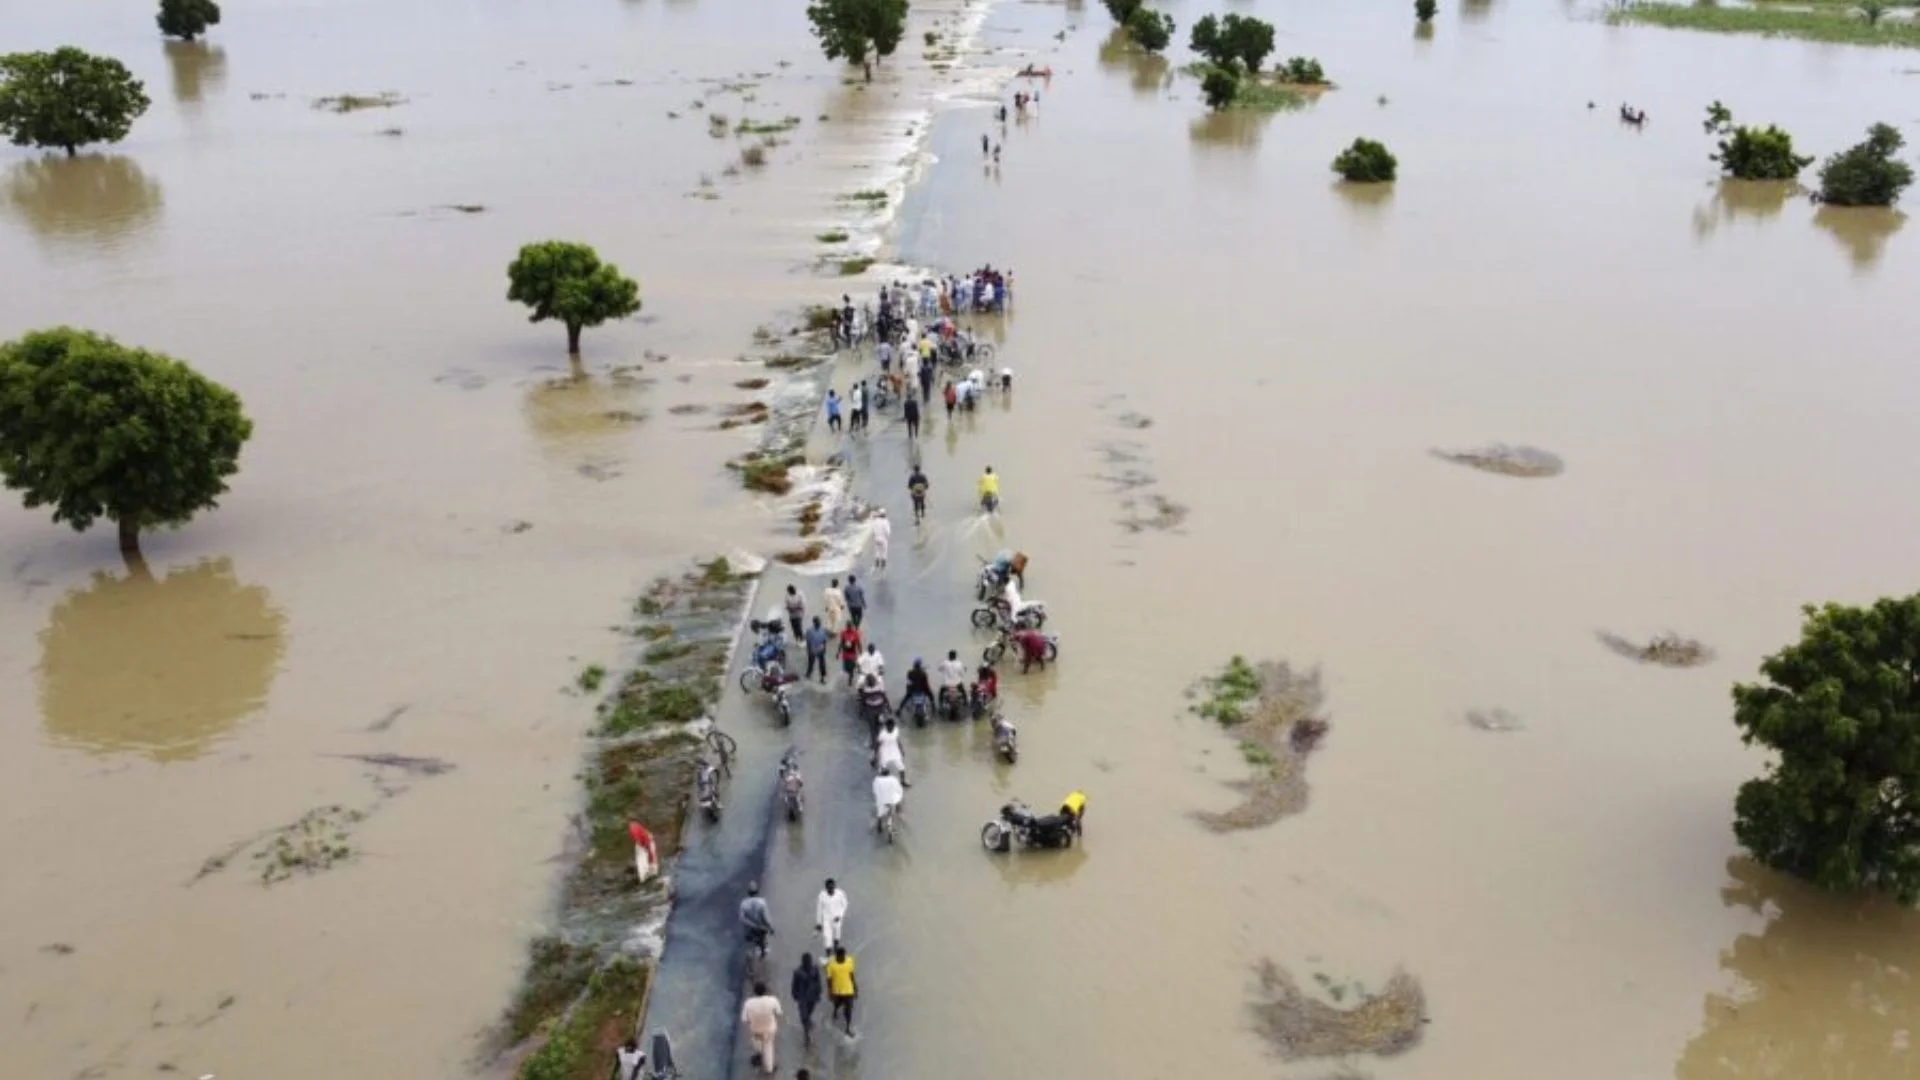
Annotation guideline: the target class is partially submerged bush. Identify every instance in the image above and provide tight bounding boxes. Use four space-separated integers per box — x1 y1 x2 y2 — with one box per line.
1818 122 1914 207
1276 56 1327 85
1190 13 1276 72
1415 0 1437 22
1201 67 1241 110
1332 137 1397 182
1125 7 1176 52
1703 102 1812 181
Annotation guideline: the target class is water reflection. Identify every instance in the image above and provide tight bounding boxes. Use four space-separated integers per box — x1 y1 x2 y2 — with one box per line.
1461 0 1496 21
1333 180 1394 223
1189 109 1274 152
1415 22 1436 42
1814 204 1906 274
1689 179 1794 243
1095 29 1171 99
522 363 650 471
1674 858 1920 1079
39 558 287 761
164 40 227 107
1 154 165 251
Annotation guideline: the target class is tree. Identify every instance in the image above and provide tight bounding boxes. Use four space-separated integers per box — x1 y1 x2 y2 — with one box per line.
157 0 222 41
1102 0 1144 24
0 48 151 156
1332 137 1397 182
1732 596 1920 903
1201 67 1240 110
506 241 642 354
1189 13 1276 73
1416 0 1438 22
1818 123 1915 208
1126 7 1176 53
805 0 910 82
1859 0 1890 26
1277 56 1327 85
0 328 252 559
1702 102 1812 181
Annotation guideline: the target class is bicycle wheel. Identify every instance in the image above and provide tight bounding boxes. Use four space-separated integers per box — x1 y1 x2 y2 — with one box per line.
1043 641 1059 661
706 730 738 775
984 642 1005 665
738 668 759 694
974 343 997 364
970 607 998 629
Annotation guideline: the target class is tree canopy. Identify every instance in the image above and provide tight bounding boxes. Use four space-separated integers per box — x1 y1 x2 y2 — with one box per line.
805 0 910 82
1102 0 1144 24
1702 102 1812 181
1333 138 1397 182
0 48 151 156
157 0 222 41
1733 596 1920 903
506 241 642 354
1416 0 1438 22
1200 67 1240 110
0 328 252 557
1126 8 1176 53
1189 13 1277 73
1818 123 1915 207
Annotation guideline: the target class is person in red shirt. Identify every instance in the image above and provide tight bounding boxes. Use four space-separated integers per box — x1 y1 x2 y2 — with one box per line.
837 625 864 688
1012 628 1050 674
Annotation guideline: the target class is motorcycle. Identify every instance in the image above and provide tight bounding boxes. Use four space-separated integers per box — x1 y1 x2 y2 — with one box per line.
859 694 893 746
981 793 1085 852
971 596 1047 631
938 684 969 722
900 691 933 728
970 682 998 719
983 629 1059 667
992 712 1018 764
695 757 724 822
778 749 804 822
975 551 1028 601
739 663 797 725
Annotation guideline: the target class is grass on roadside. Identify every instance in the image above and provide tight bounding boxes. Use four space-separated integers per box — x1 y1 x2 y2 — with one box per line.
1607 2 1920 47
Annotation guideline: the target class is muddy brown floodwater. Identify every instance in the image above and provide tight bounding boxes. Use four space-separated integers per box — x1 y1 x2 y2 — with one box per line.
5 0 1920 1078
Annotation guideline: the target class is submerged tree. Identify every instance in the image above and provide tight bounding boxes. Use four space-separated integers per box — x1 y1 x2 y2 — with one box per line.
1818 123 1915 208
1276 56 1327 85
506 241 642 354
1102 0 1144 24
1858 0 1891 26
1416 0 1438 23
157 0 222 41
1733 596 1920 903
1125 7 1176 53
805 0 910 82
1332 137 1397 182
1702 101 1812 181
0 328 252 559
1201 67 1241 110
0 48 151 156
1190 13 1277 73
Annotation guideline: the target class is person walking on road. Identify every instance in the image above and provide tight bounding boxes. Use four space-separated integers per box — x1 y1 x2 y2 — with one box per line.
903 392 921 439
943 379 958 420
740 882 774 953
614 1037 645 1080
825 389 842 433
908 466 929 524
844 574 868 629
823 578 848 632
741 982 783 1074
816 878 849 951
870 509 891 571
783 584 806 639
803 617 830 684
837 624 864 687
918 357 934 404
791 953 823 1048
825 945 858 1038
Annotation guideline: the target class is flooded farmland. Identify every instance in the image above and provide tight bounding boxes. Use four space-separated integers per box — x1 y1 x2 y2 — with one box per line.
4 0 1920 1079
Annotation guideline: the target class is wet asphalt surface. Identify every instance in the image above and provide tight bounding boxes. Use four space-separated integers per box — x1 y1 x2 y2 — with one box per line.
642 365 1017 1080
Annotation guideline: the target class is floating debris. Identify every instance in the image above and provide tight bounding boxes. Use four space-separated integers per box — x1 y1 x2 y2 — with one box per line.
1430 443 1564 478
251 805 366 885
1189 658 1330 832
1597 631 1714 668
329 753 456 776
1465 707 1524 733
1250 958 1428 1061
312 92 406 113
1120 493 1188 533
1116 410 1154 429
365 704 411 732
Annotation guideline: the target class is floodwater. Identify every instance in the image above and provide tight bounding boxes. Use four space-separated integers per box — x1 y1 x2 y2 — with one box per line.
4 0 1920 1079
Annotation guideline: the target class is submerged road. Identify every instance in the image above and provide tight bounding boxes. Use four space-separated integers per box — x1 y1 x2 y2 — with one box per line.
644 379 1019 1079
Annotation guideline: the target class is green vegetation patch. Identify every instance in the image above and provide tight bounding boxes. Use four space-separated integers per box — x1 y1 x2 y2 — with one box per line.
1607 2 1920 48
816 229 851 243
313 92 406 113
736 115 803 135
515 957 651 1080
837 257 874 275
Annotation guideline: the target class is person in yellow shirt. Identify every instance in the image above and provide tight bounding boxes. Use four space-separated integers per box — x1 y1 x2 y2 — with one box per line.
977 466 1000 512
824 945 858 1037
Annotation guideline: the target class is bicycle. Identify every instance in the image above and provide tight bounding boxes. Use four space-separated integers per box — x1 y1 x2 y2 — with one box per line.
705 728 738 777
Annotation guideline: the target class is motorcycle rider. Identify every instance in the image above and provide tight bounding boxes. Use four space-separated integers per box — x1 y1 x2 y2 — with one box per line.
1012 627 1051 673
858 673 890 745
978 466 1000 512
872 763 906 833
973 663 999 711
873 718 909 784
856 643 886 688
898 659 933 716
740 882 774 954
937 650 968 714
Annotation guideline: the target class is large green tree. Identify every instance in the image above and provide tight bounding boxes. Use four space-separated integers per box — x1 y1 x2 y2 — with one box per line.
805 0 910 82
0 48 151 156
1126 7 1176 53
0 328 252 558
1818 123 1915 208
506 241 642 354
1189 13 1276 73
157 0 222 42
1733 596 1920 903
1703 102 1812 181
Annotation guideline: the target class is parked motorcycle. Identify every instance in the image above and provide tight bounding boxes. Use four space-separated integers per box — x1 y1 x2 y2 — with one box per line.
695 757 724 822
981 792 1085 852
740 664 796 725
779 749 804 822
984 629 1059 667
992 712 1018 764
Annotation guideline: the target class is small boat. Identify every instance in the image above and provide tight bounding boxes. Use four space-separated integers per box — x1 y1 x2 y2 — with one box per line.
1017 65 1053 78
